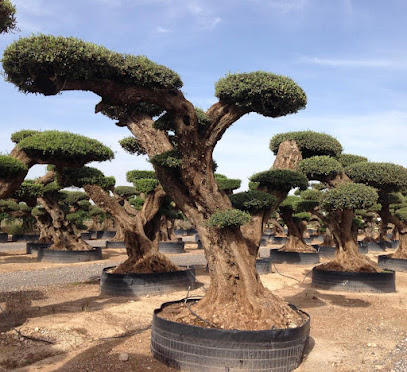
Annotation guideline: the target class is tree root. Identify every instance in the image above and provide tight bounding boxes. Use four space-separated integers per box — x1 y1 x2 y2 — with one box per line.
317 252 381 272
113 252 180 274
159 288 306 331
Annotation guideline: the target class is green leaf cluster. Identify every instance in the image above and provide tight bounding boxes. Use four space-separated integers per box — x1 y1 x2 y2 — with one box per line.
102 103 164 122
129 196 145 210
126 170 156 183
0 0 17 34
31 206 47 217
59 191 89 205
395 207 407 223
0 199 19 212
66 210 89 229
298 156 343 181
229 190 276 212
207 209 251 228
345 162 407 193
11 130 41 144
215 176 241 191
0 155 27 179
62 167 115 189
150 150 181 169
336 153 368 167
119 137 147 156
3 35 183 94
13 180 43 199
250 169 308 192
17 131 114 165
114 186 138 197
293 212 311 221
269 131 342 158
215 71 307 117
133 179 159 194
321 183 378 211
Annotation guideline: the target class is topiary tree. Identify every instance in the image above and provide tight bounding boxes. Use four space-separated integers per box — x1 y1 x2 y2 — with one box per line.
346 162 407 259
0 130 114 199
3 35 309 330
0 0 16 34
60 166 178 273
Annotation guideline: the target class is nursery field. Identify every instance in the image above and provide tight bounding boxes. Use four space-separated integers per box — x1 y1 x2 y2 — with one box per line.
0 240 406 372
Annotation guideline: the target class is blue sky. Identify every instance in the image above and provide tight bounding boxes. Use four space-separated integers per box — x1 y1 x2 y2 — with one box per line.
1 0 407 190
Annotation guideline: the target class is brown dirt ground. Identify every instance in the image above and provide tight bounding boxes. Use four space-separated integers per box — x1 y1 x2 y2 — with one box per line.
0 243 406 371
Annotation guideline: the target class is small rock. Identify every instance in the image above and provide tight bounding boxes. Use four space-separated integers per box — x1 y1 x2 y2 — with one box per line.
19 337 25 342
119 353 129 362
34 327 39 332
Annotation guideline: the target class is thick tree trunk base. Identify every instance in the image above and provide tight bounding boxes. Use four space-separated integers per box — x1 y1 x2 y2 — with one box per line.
49 238 93 251
113 252 179 274
388 233 407 259
317 251 381 272
279 236 315 253
159 287 305 331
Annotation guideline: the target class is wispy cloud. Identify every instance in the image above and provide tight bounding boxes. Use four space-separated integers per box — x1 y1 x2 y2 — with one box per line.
156 26 171 33
252 0 308 14
299 56 407 69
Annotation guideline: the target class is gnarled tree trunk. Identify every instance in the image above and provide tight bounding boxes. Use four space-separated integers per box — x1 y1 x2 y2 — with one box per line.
83 184 177 273
33 213 54 244
279 209 314 252
319 209 379 272
322 227 335 246
37 195 92 251
363 215 377 242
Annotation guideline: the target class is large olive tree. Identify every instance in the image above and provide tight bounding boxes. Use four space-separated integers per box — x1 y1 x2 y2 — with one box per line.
346 162 407 259
3 35 308 330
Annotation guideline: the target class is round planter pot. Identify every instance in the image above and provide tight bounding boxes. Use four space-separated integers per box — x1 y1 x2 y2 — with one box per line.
270 249 320 265
256 258 272 274
159 241 185 254
185 228 198 236
100 266 197 297
37 247 102 263
26 242 52 254
313 245 336 258
272 236 287 245
378 255 407 273
105 241 126 249
80 232 93 240
11 234 40 242
95 230 116 239
174 229 187 236
311 267 396 293
151 299 310 372
357 241 369 255
0 233 8 243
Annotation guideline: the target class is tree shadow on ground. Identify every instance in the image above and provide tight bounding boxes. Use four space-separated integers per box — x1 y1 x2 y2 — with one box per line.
283 288 371 309
0 285 131 332
0 255 37 264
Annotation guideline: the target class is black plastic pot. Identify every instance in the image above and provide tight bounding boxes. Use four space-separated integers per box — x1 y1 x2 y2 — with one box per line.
0 233 8 243
100 266 197 296
174 228 187 236
26 242 52 254
311 267 396 293
151 299 310 372
313 245 336 258
96 230 116 239
80 232 93 240
256 258 272 274
37 246 102 263
270 249 320 265
357 241 368 255
159 241 185 254
186 228 198 236
105 241 126 248
11 234 40 242
272 236 287 245
378 255 407 272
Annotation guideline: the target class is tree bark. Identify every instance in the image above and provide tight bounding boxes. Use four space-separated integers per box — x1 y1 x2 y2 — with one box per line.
37 195 92 251
363 215 377 242
321 227 335 246
112 222 125 241
33 213 54 244
279 209 315 252
83 184 176 273
318 209 380 272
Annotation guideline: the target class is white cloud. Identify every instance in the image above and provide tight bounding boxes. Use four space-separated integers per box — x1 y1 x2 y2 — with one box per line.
252 0 308 13
299 56 407 69
156 26 171 33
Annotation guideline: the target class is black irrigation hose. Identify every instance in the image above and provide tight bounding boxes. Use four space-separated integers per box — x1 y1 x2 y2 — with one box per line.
272 263 312 283
0 304 54 345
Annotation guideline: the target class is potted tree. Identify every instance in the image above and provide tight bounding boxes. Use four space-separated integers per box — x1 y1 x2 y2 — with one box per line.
3 35 311 370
